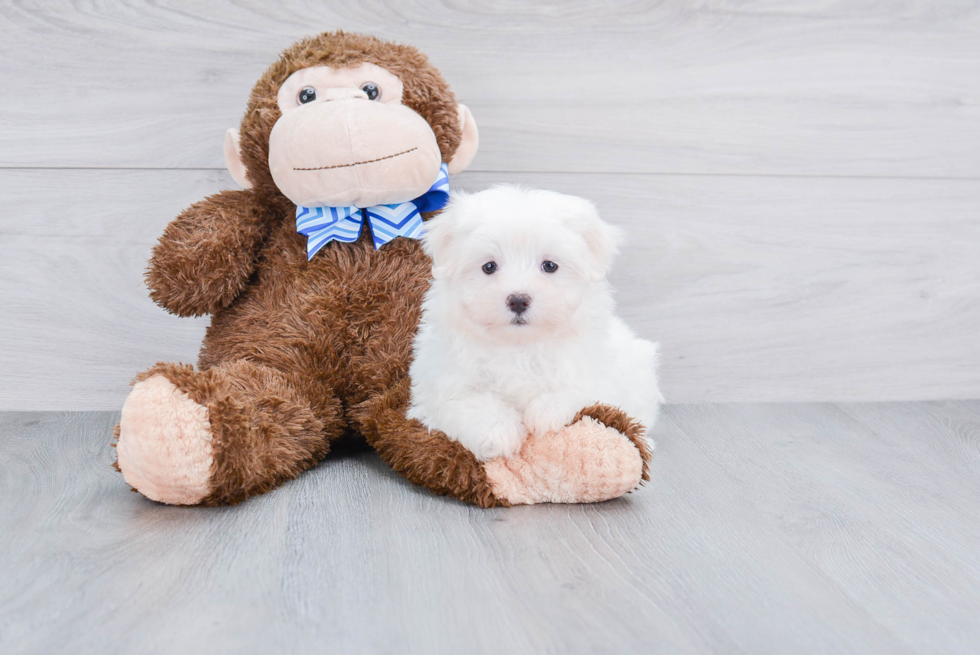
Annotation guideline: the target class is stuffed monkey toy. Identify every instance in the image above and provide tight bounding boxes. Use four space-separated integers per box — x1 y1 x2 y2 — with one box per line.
114 31 651 507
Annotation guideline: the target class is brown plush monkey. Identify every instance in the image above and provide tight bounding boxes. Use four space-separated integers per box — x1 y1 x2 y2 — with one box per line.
114 32 651 507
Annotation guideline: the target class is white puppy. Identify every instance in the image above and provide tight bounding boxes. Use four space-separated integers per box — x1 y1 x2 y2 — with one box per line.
408 186 663 461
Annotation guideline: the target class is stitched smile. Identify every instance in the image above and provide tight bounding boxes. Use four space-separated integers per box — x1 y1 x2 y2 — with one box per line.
293 148 418 171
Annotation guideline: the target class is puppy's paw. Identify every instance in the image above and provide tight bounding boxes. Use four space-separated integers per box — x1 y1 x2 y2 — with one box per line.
475 417 526 461
523 393 581 436
455 409 526 462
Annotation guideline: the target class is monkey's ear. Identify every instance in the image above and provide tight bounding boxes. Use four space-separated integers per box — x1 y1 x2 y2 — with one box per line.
223 128 252 189
447 104 479 175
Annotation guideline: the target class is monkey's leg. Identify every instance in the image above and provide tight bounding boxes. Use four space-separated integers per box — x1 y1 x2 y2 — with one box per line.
114 360 343 506
352 380 652 507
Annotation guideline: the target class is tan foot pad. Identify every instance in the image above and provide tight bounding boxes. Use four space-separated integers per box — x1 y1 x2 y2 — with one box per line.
116 375 214 505
484 417 647 505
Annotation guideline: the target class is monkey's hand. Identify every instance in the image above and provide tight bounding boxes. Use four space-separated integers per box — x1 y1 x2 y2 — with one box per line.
146 190 268 317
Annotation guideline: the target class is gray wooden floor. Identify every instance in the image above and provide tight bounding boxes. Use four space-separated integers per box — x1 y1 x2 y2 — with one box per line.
2 403 979 655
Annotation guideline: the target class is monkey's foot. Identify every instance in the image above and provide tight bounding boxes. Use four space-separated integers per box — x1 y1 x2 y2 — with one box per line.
116 374 214 505
114 361 331 507
484 407 653 505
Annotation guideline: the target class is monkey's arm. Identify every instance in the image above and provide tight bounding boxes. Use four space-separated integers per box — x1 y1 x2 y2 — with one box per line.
147 190 268 317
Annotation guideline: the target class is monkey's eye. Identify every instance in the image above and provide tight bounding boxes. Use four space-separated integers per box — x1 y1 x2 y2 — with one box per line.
298 87 317 104
482 261 498 275
360 82 380 101
541 261 559 273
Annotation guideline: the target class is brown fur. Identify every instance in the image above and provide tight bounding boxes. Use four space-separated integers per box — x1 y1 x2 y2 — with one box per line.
352 379 505 508
123 31 643 506
146 190 271 317
135 361 334 506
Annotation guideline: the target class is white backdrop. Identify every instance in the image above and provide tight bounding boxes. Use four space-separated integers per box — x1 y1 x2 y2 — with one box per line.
1 1 978 409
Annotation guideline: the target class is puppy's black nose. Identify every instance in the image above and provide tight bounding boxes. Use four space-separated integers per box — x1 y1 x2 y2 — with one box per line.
506 293 531 315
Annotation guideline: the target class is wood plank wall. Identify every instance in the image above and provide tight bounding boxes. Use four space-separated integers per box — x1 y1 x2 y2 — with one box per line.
1 1 978 409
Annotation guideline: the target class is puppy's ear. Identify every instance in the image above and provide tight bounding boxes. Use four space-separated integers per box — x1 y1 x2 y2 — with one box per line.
422 197 464 279
570 197 623 281
422 216 450 277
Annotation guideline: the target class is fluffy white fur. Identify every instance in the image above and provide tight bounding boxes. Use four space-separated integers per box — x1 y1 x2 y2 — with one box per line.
408 186 663 461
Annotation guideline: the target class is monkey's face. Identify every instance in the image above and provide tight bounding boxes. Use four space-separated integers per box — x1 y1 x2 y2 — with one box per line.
267 63 444 208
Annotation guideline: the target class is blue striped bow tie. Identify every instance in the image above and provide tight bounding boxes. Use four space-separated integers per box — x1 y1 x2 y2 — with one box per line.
296 163 449 260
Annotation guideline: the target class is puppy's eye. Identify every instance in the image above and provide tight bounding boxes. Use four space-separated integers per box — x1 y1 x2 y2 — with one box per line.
541 260 559 273
482 261 498 275
298 87 317 104
360 82 380 101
